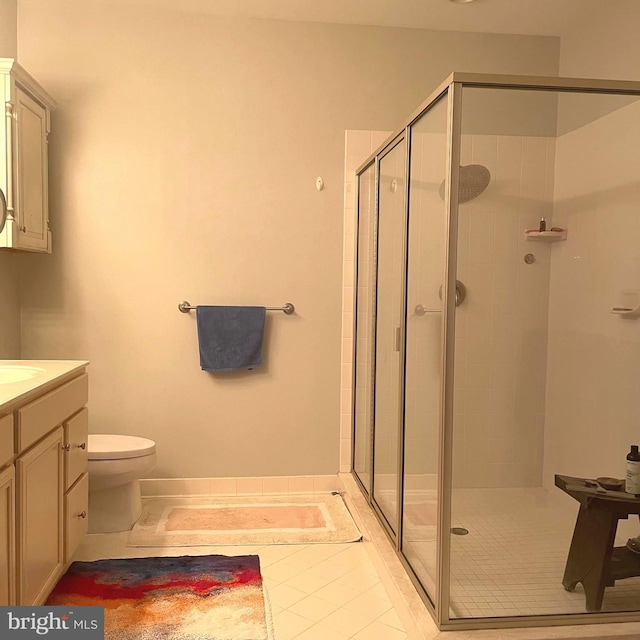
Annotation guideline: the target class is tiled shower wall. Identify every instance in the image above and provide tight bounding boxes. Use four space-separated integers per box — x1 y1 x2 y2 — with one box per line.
453 134 556 487
342 130 557 488
544 99 640 495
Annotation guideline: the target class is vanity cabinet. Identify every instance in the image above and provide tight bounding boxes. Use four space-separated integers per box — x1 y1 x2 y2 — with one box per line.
16 427 64 606
0 463 15 606
0 414 16 606
0 59 56 253
0 368 88 606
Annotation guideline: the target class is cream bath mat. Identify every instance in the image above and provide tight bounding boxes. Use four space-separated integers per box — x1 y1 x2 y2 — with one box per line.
128 493 362 546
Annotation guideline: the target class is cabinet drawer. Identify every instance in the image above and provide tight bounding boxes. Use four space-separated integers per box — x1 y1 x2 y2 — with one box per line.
64 473 88 563
17 373 88 453
64 408 88 491
0 415 13 469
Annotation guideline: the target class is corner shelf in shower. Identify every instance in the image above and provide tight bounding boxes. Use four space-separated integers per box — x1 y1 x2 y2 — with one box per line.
524 230 567 242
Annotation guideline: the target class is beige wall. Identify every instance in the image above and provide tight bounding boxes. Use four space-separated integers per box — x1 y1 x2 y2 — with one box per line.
0 0 16 57
557 3 640 139
0 252 20 358
15 1 560 478
559 0 640 81
0 0 20 359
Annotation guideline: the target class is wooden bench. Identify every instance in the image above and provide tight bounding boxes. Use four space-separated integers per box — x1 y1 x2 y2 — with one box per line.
555 474 640 611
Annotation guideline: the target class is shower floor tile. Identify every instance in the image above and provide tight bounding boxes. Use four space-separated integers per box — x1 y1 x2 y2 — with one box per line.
448 487 640 618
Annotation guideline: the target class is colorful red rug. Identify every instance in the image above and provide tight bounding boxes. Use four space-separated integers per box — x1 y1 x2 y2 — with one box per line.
45 554 271 640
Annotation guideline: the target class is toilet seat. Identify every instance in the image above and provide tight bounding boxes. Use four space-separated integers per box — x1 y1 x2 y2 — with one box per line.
88 434 156 460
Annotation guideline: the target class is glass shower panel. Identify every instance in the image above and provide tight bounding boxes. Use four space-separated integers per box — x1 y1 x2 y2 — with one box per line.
448 85 562 620
353 163 377 493
401 96 449 602
449 85 640 619
372 138 407 535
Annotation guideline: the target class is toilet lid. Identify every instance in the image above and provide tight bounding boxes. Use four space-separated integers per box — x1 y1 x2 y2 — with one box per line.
88 434 156 460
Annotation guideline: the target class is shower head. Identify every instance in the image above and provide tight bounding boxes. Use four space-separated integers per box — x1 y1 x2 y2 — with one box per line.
458 164 491 202
439 164 491 203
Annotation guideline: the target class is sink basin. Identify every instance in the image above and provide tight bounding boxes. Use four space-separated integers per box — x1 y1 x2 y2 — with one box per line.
0 365 46 384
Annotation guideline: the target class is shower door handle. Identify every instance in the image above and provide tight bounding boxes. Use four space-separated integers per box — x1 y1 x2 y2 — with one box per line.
395 327 401 352
415 304 441 316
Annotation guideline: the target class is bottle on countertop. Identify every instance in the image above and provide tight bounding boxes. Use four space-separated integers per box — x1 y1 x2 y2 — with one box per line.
626 445 640 495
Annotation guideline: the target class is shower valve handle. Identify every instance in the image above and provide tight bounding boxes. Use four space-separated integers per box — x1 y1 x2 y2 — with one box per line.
417 280 467 314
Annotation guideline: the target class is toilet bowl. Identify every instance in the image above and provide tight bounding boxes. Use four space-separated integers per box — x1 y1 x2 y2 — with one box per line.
87 434 157 534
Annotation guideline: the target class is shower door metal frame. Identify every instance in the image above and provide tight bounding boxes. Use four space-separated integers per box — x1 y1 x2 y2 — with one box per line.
436 80 461 627
352 89 453 620
351 158 378 500
368 131 409 546
351 71 640 632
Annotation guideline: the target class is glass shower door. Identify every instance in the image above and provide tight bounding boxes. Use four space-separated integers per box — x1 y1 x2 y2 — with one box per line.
402 95 449 602
352 163 377 494
372 137 407 535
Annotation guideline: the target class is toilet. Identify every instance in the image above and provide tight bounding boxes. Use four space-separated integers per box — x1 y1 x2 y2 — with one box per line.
87 434 157 534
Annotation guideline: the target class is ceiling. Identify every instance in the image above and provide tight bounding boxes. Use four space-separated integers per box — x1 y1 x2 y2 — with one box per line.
65 0 620 38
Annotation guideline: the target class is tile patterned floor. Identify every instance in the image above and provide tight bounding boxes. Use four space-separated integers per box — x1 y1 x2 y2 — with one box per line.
410 487 640 618
72 529 410 640
375 484 640 619
74 484 640 640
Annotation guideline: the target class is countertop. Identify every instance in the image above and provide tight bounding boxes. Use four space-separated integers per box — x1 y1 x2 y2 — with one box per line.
0 360 89 412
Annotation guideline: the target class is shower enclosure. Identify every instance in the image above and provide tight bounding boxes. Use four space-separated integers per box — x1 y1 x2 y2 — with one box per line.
351 73 640 630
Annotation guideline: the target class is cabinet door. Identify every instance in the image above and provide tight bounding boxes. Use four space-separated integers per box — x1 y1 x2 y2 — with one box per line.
0 465 15 606
16 427 63 606
14 87 50 252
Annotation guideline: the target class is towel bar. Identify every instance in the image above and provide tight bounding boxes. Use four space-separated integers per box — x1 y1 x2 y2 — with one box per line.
178 301 295 314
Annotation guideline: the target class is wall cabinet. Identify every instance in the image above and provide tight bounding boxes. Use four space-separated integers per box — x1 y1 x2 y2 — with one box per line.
0 59 56 253
0 369 88 606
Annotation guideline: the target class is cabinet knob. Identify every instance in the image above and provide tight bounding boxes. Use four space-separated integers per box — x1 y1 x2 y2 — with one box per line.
19 225 26 232
77 442 86 450
62 444 71 451
78 511 87 519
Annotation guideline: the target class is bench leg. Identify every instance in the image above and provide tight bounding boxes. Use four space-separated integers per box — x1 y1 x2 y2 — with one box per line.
562 506 618 611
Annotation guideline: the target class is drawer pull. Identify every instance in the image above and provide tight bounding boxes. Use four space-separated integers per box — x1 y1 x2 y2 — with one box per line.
78 511 87 519
63 442 87 451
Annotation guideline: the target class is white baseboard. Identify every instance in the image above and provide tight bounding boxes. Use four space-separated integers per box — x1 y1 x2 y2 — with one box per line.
139 474 342 497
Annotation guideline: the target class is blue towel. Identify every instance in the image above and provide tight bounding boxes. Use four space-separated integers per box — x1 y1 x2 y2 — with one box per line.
195 306 266 372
